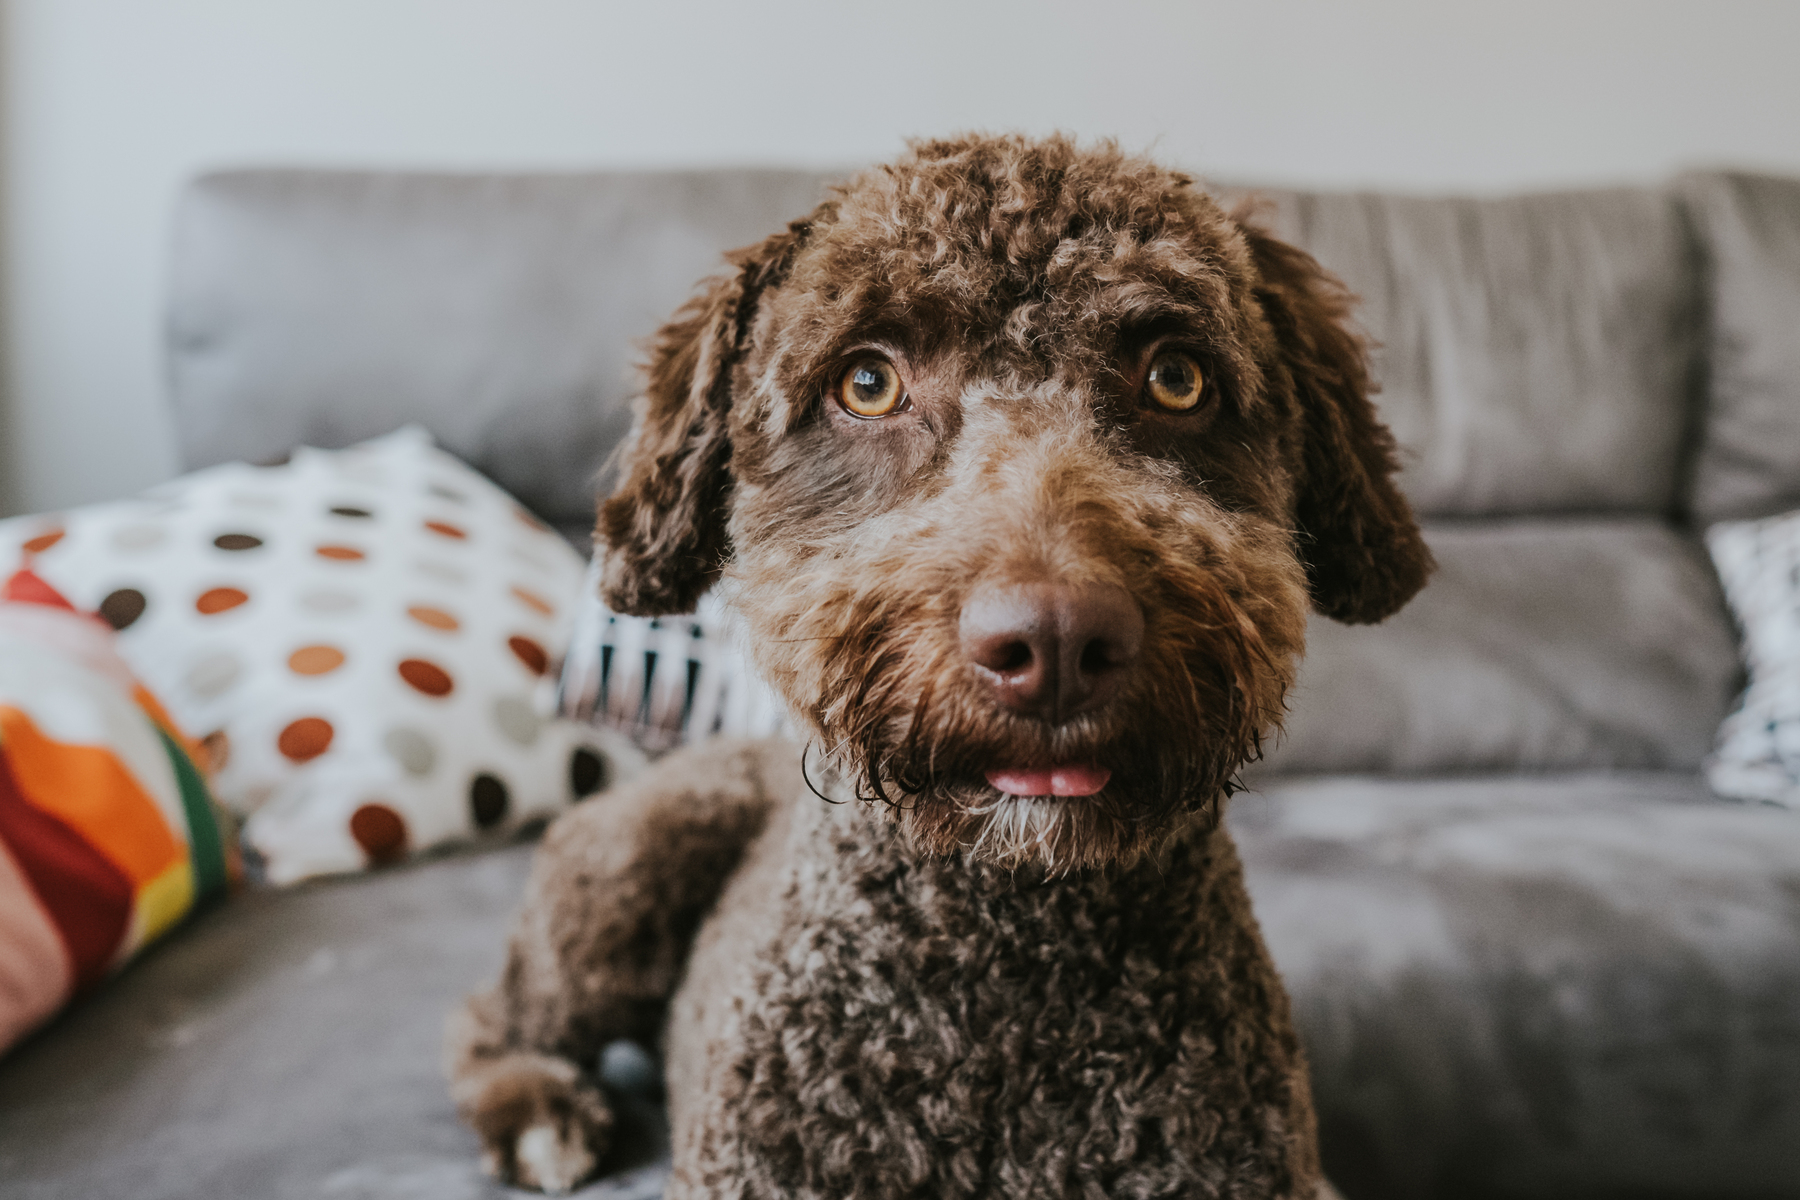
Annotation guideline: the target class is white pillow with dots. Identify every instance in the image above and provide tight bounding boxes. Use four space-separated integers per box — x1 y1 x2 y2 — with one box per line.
0 426 643 884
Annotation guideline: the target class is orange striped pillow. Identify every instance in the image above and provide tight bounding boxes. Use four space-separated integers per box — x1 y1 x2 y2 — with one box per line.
0 568 228 1054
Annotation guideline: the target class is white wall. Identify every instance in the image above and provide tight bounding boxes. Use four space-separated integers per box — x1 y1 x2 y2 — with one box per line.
3 0 1798 516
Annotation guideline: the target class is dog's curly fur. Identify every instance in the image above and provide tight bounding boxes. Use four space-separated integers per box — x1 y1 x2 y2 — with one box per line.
447 134 1431 1197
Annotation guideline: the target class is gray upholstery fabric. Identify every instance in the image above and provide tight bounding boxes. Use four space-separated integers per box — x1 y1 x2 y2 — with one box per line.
1259 518 1741 777
1219 185 1699 518
1232 772 1800 1200
4 778 1794 1200
167 169 843 529
1679 171 1800 523
0 845 669 1200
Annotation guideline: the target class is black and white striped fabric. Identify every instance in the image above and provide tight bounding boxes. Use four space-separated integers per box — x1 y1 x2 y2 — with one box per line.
1706 509 1800 809
557 561 787 753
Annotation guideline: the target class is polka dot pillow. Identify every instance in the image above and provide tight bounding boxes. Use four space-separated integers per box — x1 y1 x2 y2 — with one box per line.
1706 508 1800 809
0 426 642 883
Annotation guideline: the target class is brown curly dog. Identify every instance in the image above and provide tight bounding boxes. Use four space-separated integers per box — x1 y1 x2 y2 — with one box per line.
446 133 1431 1198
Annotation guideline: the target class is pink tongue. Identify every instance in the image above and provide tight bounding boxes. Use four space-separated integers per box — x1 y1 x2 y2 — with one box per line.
985 765 1112 798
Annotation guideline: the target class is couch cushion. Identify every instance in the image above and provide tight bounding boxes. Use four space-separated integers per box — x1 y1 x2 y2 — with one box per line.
1256 517 1740 777
167 168 844 533
0 843 667 1200
1232 772 1800 1200
1678 171 1800 523
1224 185 1699 518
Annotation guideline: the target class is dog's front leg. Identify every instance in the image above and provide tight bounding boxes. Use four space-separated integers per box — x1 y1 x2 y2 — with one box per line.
445 737 796 1193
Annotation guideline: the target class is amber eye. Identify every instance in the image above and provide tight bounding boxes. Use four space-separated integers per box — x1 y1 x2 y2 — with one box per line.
838 357 906 418
1145 351 1205 412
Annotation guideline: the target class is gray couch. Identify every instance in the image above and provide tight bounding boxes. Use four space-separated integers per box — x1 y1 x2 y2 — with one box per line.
1 165 1797 1200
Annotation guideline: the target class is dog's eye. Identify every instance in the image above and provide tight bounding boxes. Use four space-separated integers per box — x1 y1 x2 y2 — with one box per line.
1145 351 1205 412
838 358 907 419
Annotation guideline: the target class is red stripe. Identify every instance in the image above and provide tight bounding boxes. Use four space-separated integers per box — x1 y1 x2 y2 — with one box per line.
2 569 77 610
0 752 131 990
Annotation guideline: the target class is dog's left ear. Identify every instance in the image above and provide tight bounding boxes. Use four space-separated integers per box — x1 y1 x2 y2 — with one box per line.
597 219 813 616
1237 217 1434 624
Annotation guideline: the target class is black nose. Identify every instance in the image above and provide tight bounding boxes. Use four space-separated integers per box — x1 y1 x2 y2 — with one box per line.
958 581 1144 723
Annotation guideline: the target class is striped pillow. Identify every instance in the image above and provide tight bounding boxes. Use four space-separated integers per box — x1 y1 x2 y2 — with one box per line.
558 562 786 753
0 568 228 1054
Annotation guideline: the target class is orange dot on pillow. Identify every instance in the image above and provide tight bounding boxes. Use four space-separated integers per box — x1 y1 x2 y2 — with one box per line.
407 605 459 631
196 587 249 614
316 544 366 561
398 658 454 696
507 635 549 675
288 645 346 675
199 729 231 773
22 529 64 554
423 520 466 539
277 716 334 762
510 585 554 616
350 803 408 865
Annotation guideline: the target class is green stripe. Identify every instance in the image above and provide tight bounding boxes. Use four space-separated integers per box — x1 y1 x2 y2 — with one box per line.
155 727 228 904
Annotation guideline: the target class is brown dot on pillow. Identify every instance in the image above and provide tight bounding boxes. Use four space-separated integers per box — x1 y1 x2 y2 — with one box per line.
99 588 147 630
382 727 435 776
469 774 509 829
288 645 346 675
407 605 459 632
397 658 454 697
329 506 373 518
507 635 549 675
316 545 366 562
510 585 554 617
196 587 249 614
23 529 65 554
570 747 607 797
213 533 264 551
350 803 408 865
277 717 334 762
187 651 242 697
424 520 467 540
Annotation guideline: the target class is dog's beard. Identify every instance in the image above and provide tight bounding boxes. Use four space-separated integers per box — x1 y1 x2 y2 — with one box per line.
823 703 1253 874
808 599 1277 874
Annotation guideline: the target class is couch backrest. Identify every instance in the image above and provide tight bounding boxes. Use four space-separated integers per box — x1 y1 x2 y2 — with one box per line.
168 169 844 536
167 165 1799 778
1219 186 1703 519
1676 171 1800 524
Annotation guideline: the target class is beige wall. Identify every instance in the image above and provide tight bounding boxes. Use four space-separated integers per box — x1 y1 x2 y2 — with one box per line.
3 0 1798 515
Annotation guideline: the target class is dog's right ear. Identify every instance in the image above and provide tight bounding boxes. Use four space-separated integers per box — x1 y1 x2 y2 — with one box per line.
597 221 812 616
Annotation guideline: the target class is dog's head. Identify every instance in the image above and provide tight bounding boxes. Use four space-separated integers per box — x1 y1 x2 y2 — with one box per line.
599 134 1431 871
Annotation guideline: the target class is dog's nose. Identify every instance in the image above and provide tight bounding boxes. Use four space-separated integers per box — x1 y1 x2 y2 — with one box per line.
959 582 1144 723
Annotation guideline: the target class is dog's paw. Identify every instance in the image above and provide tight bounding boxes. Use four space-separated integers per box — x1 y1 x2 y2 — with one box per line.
452 1052 613 1194
508 1117 600 1195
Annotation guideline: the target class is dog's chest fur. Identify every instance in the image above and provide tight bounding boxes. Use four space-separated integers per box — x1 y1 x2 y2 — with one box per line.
664 789 1320 1200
